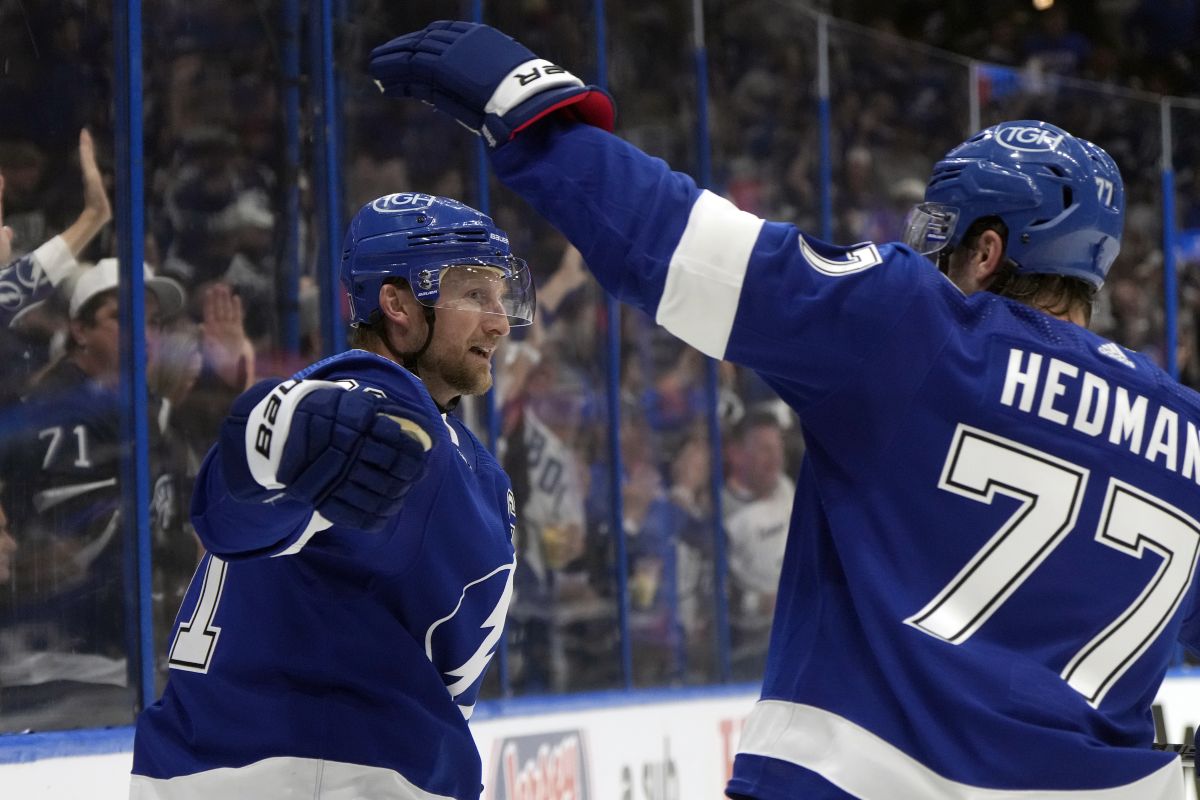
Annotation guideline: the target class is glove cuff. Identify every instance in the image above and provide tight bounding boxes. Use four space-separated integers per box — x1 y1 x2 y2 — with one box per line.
484 85 615 146
514 87 615 134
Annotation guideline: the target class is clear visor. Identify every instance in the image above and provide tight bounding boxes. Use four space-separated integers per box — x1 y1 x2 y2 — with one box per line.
901 202 960 258
411 257 536 326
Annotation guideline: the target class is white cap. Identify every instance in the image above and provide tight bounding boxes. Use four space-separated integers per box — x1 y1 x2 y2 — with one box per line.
69 258 186 320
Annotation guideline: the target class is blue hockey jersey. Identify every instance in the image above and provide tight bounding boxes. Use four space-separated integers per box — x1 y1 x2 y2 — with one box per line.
131 351 516 800
492 123 1195 799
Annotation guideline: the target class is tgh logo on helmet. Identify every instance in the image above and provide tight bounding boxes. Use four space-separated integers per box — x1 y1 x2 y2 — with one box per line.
371 192 437 213
996 126 1065 153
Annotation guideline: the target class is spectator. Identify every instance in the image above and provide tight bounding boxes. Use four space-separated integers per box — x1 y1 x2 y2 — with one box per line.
666 428 718 683
167 280 256 461
0 138 50 252
0 258 189 730
722 411 795 678
499 245 605 692
0 129 113 407
1023 7 1092 76
503 353 591 692
0 176 11 266
0 501 14 586
621 420 688 685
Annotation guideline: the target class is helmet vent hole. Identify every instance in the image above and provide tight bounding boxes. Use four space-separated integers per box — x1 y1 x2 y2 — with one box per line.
407 227 490 247
1062 186 1073 209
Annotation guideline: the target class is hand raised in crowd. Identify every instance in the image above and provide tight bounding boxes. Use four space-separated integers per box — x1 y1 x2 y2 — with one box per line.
0 174 12 265
59 129 113 258
200 282 254 390
537 244 589 315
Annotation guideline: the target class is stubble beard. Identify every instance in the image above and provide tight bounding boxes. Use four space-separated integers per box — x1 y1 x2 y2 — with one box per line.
420 342 493 397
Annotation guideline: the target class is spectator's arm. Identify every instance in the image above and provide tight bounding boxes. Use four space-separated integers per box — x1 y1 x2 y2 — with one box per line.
54 129 112 264
0 174 13 266
537 244 589 317
0 129 113 302
200 282 255 390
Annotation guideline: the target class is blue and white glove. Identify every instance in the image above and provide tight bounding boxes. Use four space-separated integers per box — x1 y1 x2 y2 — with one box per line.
232 379 434 533
368 20 615 148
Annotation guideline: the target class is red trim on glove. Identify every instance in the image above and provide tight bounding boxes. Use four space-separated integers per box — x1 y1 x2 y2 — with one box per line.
510 90 615 139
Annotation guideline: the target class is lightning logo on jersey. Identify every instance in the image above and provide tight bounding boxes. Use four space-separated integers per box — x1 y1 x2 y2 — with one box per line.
427 557 515 718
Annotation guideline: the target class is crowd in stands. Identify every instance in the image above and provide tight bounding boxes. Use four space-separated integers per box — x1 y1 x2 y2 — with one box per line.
2 0 1199 730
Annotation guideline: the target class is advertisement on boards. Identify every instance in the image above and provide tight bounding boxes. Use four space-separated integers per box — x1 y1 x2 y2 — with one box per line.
473 691 758 799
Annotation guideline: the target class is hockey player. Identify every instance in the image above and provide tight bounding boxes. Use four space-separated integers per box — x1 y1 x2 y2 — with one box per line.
130 193 534 799
370 21 1197 800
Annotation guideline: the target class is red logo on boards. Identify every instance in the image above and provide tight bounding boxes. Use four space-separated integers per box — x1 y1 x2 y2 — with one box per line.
487 730 591 800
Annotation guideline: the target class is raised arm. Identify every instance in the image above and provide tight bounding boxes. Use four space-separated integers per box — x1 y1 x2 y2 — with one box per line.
56 129 112 260
370 22 927 407
0 129 114 326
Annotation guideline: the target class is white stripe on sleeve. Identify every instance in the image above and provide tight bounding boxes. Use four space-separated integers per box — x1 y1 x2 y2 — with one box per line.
32 235 75 285
655 190 764 359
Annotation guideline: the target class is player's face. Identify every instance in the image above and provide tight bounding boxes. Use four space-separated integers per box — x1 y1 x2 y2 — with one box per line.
0 505 15 584
418 270 511 402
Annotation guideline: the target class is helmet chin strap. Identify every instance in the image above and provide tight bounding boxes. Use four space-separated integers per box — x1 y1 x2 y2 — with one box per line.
380 306 461 413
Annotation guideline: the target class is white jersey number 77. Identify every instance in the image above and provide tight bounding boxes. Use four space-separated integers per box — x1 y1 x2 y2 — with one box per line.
906 424 1200 707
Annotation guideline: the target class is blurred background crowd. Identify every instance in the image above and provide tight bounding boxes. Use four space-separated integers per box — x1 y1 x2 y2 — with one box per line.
1 0 1199 732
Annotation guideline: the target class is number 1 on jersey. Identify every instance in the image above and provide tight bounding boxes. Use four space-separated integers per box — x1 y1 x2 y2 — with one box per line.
169 555 227 674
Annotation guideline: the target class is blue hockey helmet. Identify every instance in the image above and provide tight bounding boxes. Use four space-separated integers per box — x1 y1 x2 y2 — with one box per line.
340 193 535 327
901 120 1124 288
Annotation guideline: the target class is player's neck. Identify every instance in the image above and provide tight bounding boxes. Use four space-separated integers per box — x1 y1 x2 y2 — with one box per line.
364 340 460 410
1030 299 1089 328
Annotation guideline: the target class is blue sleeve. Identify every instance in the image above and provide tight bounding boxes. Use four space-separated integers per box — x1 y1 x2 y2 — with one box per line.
0 251 56 328
491 121 697 321
492 122 928 411
190 378 314 559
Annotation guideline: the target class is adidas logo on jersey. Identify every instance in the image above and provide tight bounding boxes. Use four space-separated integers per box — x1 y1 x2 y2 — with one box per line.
1098 342 1135 369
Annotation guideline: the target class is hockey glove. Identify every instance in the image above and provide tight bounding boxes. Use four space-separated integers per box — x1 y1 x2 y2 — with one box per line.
368 20 615 148
274 386 434 533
